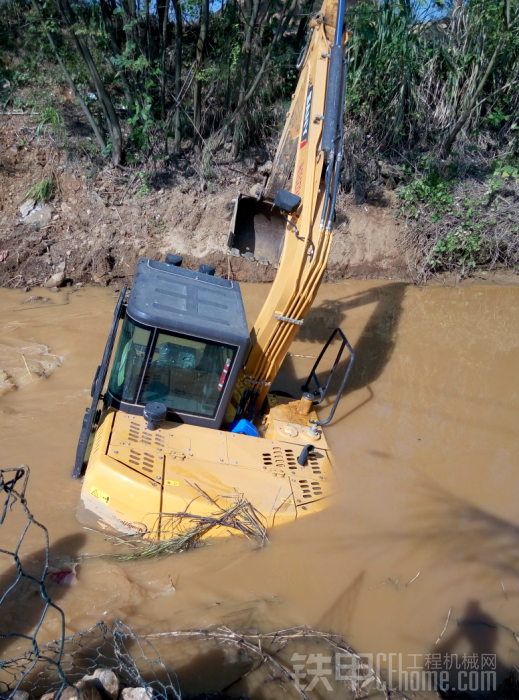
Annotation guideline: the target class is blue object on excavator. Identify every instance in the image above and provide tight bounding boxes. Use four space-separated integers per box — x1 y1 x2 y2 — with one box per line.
230 418 260 437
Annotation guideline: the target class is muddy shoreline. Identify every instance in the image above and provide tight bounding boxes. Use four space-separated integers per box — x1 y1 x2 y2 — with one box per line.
0 112 405 289
2 114 519 291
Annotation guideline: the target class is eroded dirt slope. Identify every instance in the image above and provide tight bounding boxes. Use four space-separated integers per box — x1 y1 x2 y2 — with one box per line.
0 113 408 290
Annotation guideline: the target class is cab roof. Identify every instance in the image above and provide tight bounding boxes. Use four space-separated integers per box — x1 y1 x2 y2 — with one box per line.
127 258 250 347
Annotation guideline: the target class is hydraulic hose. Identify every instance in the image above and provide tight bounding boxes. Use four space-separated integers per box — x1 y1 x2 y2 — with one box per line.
321 0 347 159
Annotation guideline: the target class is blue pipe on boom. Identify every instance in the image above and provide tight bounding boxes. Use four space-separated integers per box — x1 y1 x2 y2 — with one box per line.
334 0 346 45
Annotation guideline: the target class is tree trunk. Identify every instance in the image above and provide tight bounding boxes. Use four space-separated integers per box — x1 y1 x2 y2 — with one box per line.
57 0 124 165
193 0 209 153
172 0 183 154
231 0 297 126
231 0 260 158
208 0 298 156
30 0 106 150
99 0 134 107
144 0 151 63
295 0 314 47
160 0 170 120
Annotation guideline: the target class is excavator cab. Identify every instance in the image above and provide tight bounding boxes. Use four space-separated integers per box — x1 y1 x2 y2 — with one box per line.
104 257 249 430
72 256 249 480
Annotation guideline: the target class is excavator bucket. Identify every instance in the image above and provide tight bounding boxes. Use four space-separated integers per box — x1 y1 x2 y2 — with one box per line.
227 194 287 266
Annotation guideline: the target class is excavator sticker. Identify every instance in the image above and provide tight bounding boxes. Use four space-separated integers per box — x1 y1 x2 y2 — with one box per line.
90 486 110 504
300 85 313 149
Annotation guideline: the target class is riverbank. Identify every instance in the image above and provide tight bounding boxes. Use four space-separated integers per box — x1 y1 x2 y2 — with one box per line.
0 111 409 289
2 112 519 291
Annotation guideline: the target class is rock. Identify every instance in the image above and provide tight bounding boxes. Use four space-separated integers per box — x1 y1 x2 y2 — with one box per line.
24 205 53 229
0 370 15 395
1 216 8 226
90 192 105 207
40 692 57 700
57 261 66 271
243 251 255 261
378 160 404 181
249 184 262 198
224 142 232 152
23 295 50 304
120 688 153 700
61 202 72 213
44 270 65 288
49 286 60 293
20 198 36 218
61 681 103 700
21 287 31 293
81 668 119 700
230 248 240 258
52 214 60 221
244 157 257 174
257 256 269 265
10 691 31 700
258 160 272 176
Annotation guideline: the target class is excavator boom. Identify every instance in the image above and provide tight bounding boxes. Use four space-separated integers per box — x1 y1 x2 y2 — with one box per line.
230 0 349 413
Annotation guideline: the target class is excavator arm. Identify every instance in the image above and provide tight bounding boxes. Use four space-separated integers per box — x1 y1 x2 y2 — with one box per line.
230 0 350 416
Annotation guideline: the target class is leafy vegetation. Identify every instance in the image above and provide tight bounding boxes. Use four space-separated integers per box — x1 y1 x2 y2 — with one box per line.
397 156 519 279
342 0 519 279
1 0 518 278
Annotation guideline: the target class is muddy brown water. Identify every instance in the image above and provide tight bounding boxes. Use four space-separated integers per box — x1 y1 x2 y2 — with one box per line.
1 282 519 696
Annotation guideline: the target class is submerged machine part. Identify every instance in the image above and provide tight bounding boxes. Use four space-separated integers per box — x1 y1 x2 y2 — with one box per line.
77 398 334 537
75 0 354 538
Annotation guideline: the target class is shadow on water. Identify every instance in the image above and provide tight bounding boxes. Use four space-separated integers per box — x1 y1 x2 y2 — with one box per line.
335 476 519 585
272 283 407 419
389 479 519 582
317 570 366 634
431 600 511 697
0 533 86 657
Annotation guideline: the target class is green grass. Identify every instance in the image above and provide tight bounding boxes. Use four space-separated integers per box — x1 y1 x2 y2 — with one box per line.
24 178 54 204
36 106 64 139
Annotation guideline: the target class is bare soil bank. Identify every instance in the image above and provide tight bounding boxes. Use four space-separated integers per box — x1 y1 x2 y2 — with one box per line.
2 114 518 290
0 113 411 289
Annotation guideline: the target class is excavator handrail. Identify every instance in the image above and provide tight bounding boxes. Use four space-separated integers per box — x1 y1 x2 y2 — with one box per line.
301 327 355 427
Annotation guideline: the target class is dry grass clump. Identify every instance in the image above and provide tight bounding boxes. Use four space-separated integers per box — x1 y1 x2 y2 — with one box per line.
102 483 267 561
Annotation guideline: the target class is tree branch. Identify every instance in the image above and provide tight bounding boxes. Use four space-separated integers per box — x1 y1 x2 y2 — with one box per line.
441 39 502 157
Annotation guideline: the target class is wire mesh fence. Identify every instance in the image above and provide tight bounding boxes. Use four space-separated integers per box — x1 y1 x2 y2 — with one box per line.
0 466 394 700
1 620 181 700
0 465 68 697
0 466 181 700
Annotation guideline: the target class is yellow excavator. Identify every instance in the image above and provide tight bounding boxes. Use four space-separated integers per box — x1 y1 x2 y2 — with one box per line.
73 0 355 538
